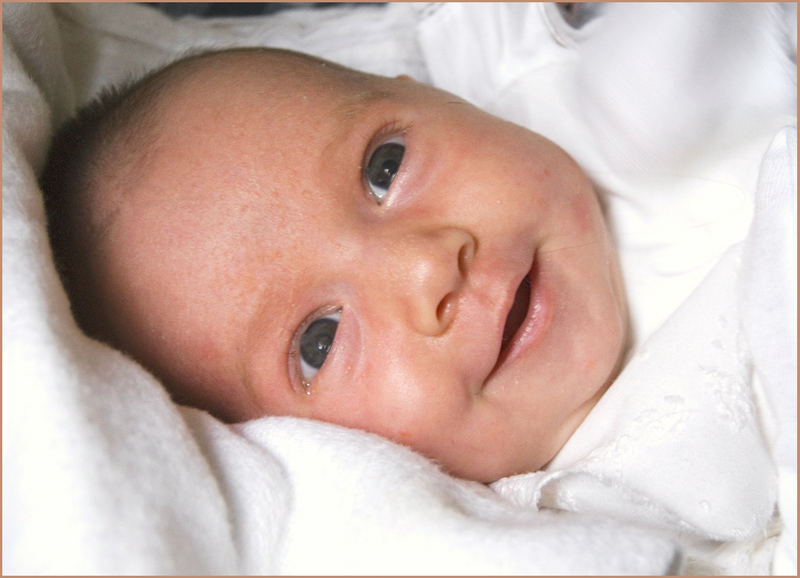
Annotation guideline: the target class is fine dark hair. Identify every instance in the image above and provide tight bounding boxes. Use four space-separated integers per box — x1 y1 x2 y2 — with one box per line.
40 48 256 340
39 62 170 340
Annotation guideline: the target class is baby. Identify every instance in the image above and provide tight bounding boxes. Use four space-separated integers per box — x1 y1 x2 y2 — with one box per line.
41 47 628 483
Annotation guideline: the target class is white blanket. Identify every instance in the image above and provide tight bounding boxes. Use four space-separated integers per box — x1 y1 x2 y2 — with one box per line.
3 3 795 574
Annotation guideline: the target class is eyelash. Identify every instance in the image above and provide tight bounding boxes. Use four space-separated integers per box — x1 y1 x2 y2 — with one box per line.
368 120 409 151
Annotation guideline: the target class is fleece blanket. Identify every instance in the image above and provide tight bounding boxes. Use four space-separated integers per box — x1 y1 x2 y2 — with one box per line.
3 3 795 574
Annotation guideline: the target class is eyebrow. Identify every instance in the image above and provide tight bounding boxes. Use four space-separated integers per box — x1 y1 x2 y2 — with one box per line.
335 85 395 125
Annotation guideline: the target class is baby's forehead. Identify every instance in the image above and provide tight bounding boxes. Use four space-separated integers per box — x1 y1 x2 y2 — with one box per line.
153 51 404 152
167 49 375 101
124 51 397 193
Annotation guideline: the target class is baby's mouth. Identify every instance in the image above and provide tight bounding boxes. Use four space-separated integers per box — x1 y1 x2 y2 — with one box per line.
501 274 532 353
487 258 552 383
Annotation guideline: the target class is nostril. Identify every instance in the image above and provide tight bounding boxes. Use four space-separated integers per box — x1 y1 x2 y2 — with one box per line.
457 237 475 275
409 228 474 336
436 291 456 328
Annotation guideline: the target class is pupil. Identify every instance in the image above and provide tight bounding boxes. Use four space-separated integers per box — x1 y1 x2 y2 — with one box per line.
299 317 338 370
367 141 404 190
377 159 399 187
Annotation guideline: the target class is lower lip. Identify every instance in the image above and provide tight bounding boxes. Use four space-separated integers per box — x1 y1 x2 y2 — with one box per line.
491 259 552 376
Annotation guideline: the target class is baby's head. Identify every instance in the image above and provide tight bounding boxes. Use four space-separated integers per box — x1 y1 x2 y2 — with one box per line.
41 48 627 482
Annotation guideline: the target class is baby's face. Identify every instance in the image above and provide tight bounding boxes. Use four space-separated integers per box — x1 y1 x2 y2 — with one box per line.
97 51 627 482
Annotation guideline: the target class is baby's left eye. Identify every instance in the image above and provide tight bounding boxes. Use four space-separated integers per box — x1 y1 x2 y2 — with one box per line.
364 136 405 204
297 310 341 385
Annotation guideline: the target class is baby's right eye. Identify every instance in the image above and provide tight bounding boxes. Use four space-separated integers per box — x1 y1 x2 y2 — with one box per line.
364 136 405 204
294 309 341 388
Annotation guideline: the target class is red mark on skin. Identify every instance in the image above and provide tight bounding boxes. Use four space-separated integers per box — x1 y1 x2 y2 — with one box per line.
199 337 223 362
572 197 596 235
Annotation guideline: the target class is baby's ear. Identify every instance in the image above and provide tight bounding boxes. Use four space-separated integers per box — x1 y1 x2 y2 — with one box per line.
395 74 416 82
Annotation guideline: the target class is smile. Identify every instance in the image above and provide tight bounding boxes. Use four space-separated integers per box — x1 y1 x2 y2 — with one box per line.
490 258 552 378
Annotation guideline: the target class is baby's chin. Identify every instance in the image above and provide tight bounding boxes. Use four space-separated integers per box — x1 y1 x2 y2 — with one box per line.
431 421 580 483
441 449 553 484
478 331 626 482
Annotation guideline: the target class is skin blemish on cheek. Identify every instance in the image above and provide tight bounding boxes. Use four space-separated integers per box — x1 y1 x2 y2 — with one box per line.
198 336 224 362
570 196 598 235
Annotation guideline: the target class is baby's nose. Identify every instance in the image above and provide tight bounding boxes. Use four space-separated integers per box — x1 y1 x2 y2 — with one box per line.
377 227 474 337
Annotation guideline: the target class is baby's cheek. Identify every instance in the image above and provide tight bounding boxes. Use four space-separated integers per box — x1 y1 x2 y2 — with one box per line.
360 357 454 440
197 334 226 363
394 428 414 445
569 191 604 238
